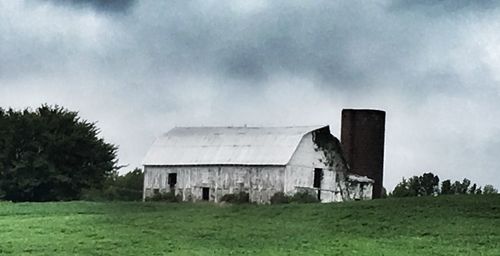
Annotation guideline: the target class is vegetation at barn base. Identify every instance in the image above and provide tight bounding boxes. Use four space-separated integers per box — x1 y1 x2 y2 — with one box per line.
220 191 250 204
0 105 118 202
391 172 497 197
146 191 182 202
270 192 291 204
270 191 320 204
0 195 499 255
290 191 320 203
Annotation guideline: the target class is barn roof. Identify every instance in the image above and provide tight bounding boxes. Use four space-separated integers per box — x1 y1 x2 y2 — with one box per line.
142 125 328 166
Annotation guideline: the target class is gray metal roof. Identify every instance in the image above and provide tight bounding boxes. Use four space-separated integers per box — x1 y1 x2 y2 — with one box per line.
142 125 328 166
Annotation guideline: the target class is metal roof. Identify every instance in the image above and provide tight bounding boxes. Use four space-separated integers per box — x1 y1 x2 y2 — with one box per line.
142 125 328 166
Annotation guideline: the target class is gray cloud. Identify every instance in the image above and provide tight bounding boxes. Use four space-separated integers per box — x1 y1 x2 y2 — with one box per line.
392 0 500 13
40 0 136 13
1 0 500 190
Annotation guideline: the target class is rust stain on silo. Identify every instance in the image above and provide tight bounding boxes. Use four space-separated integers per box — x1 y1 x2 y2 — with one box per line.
341 109 386 199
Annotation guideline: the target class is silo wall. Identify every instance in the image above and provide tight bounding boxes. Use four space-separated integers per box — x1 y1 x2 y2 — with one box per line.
341 109 386 198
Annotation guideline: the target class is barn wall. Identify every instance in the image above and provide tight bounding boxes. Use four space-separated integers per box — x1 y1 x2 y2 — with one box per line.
143 165 285 203
346 181 373 200
286 131 348 202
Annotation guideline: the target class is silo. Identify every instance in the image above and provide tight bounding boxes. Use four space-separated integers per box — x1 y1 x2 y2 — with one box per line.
341 109 386 198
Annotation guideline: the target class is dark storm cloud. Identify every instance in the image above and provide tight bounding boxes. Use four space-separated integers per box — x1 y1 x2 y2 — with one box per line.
111 1 398 90
392 0 500 13
40 0 136 12
112 0 485 95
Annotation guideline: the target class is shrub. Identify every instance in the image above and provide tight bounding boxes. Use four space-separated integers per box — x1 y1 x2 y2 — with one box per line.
147 191 181 202
82 186 143 201
221 192 250 204
80 168 143 201
270 192 291 204
290 192 319 203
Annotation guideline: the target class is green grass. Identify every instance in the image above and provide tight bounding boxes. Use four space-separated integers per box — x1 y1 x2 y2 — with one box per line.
0 195 499 255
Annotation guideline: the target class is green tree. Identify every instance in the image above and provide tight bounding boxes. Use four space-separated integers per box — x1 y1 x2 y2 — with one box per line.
483 185 498 194
420 172 440 196
0 105 118 201
407 176 421 196
450 181 462 194
391 178 410 197
116 168 143 191
460 178 471 194
392 173 440 197
476 187 482 195
441 180 452 195
469 183 477 194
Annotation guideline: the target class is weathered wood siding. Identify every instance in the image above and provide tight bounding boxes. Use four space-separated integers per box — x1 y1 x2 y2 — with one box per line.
143 166 285 203
286 132 347 202
346 181 373 200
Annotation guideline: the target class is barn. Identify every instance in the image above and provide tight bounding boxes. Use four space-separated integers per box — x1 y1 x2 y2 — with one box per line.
142 125 374 203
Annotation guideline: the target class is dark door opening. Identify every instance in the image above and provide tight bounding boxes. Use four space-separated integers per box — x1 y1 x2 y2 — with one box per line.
202 187 210 201
313 168 323 200
168 173 177 192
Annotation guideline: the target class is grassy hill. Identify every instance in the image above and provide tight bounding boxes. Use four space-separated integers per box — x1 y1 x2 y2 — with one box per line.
0 195 499 255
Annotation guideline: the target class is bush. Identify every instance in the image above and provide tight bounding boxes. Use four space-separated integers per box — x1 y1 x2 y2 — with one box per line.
147 191 181 202
290 192 319 203
221 192 250 204
270 192 291 204
80 168 143 201
81 186 143 201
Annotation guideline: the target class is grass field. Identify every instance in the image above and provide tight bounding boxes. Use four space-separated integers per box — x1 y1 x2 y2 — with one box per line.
0 195 499 255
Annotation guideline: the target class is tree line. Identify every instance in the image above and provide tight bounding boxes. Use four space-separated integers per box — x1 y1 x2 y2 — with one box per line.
390 172 498 197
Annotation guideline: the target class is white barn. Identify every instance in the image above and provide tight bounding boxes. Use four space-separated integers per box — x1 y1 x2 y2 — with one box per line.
142 125 373 203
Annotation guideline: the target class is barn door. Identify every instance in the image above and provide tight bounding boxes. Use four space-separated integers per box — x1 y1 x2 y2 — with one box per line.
202 187 210 201
168 173 177 193
313 168 323 201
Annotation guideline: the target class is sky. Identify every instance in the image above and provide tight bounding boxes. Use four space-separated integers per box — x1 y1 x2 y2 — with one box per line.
1 0 500 190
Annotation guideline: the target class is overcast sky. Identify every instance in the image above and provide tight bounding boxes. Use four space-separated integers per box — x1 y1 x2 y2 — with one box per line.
1 0 500 190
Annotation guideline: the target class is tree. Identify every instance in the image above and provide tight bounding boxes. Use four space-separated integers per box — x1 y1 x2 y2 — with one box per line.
469 183 477 194
451 181 462 194
391 172 439 197
420 172 440 196
441 180 452 195
407 176 422 196
392 178 411 197
483 185 498 194
115 168 143 192
476 187 482 195
460 178 471 194
0 105 118 201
